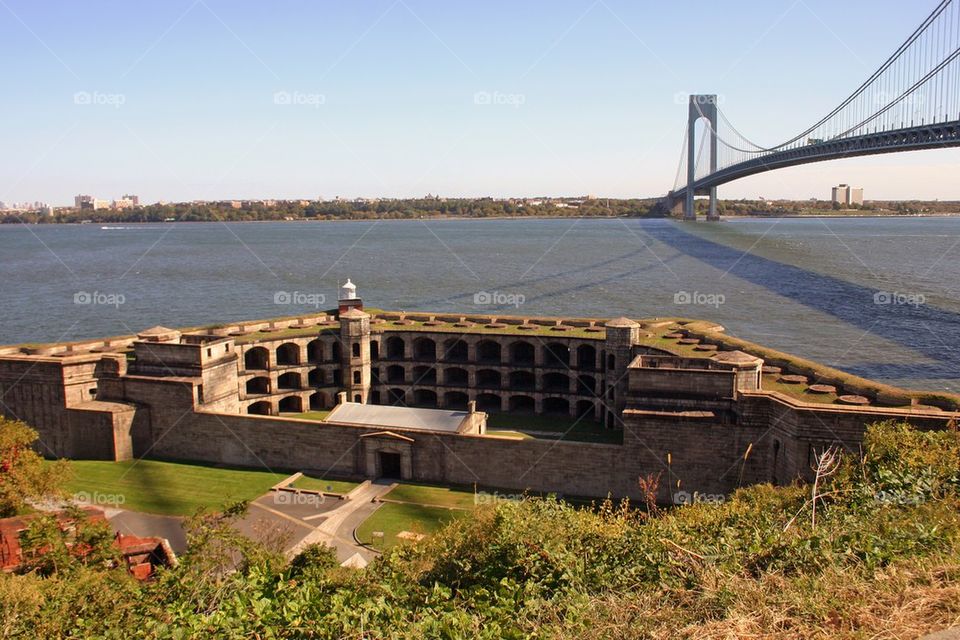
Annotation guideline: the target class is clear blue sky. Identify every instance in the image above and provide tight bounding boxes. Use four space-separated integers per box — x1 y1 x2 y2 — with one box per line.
1 0 957 205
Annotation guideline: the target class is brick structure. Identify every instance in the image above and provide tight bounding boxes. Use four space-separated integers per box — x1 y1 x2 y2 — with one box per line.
0 308 953 503
0 507 175 579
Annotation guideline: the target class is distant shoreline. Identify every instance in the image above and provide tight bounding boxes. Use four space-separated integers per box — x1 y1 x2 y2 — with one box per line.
4 211 960 227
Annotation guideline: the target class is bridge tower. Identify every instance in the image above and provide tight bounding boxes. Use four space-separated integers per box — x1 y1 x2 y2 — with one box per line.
686 95 720 221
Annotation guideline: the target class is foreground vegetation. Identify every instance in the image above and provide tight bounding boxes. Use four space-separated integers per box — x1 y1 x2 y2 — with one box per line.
2 419 959 637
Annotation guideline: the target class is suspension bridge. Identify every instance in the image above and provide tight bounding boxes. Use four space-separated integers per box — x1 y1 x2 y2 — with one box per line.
665 0 960 220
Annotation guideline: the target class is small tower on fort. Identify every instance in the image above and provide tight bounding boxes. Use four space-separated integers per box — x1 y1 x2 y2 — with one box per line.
338 278 363 315
339 307 371 404
603 317 641 429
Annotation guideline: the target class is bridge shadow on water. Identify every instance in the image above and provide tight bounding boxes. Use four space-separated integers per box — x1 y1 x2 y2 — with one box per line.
643 222 960 384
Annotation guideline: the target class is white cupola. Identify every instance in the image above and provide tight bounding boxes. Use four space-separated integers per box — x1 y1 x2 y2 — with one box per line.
340 278 357 300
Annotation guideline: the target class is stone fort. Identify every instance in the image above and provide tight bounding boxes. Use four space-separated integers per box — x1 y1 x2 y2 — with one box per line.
0 282 954 503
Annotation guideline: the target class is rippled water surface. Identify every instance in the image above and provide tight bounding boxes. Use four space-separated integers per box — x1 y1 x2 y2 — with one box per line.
1 217 958 391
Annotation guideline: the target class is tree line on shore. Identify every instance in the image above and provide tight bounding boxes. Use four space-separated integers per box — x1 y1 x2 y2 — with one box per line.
4 196 957 224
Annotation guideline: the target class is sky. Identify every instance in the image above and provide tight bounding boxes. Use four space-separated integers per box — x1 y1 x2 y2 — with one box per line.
1 0 958 205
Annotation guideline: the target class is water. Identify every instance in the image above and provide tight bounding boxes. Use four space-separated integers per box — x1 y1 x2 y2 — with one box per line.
1 217 958 392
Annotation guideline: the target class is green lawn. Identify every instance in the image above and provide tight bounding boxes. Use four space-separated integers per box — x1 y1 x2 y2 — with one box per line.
356 502 468 552
289 474 358 495
382 482 479 510
63 459 288 516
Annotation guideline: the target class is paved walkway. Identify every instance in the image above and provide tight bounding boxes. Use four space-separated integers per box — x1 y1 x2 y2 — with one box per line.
56 479 396 568
288 479 396 565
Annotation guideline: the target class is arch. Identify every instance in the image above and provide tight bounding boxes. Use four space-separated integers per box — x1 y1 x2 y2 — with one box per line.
331 342 342 362
307 339 324 363
509 341 535 365
412 337 436 361
477 369 501 389
542 371 570 392
386 336 405 359
607 353 616 370
277 372 302 390
309 392 330 410
476 393 502 412
444 391 469 410
308 368 325 387
576 399 596 420
370 340 379 359
247 400 272 416
444 367 468 386
412 365 437 385
412 389 438 408
508 370 535 390
508 395 536 413
476 340 502 364
245 376 270 395
542 342 570 367
388 388 407 406
244 347 269 370
387 365 405 383
276 343 301 366
577 344 597 370
543 397 570 415
278 395 303 413
444 338 469 362
577 374 596 394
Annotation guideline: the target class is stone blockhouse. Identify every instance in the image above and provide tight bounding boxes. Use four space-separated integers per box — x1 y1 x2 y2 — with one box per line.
0 312 952 503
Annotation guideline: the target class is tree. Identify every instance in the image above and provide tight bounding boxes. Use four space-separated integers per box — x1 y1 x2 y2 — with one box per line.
0 417 68 517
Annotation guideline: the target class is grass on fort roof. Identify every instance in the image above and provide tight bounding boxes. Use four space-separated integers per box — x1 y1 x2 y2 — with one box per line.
485 429 534 440
234 326 339 344
378 319 606 340
285 410 331 422
761 374 840 405
61 458 288 516
355 502 468 552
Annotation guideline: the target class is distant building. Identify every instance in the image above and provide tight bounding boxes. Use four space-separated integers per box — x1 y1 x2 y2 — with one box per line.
75 195 109 210
113 198 135 210
122 194 140 206
831 184 864 206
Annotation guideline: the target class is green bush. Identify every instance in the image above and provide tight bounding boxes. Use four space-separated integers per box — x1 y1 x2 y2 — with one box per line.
1 421 959 638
